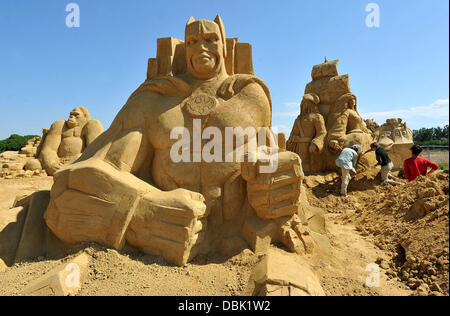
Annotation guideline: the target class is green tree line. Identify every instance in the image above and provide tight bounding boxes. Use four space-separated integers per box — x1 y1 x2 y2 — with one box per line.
0 134 39 153
413 125 449 146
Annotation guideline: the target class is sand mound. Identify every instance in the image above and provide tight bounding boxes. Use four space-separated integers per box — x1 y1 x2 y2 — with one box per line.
314 170 449 296
304 168 383 213
355 171 449 296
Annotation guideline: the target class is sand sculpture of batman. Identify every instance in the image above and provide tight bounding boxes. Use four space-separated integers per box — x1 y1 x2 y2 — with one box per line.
0 16 326 268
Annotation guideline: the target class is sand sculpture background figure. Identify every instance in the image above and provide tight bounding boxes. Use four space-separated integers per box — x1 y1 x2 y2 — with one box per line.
365 118 380 140
20 136 42 158
288 59 376 172
39 16 326 267
326 93 372 154
287 93 326 173
0 130 50 179
21 128 51 173
38 106 104 176
376 118 414 168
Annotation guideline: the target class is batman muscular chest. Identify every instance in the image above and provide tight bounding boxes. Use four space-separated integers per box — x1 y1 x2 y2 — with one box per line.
146 96 255 147
148 93 255 192
121 78 270 193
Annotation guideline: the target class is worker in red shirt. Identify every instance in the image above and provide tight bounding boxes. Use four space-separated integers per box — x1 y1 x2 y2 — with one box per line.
403 145 439 182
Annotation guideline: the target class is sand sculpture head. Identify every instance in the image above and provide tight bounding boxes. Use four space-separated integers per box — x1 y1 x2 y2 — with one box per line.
185 16 227 79
325 93 359 131
378 118 413 150
337 93 357 112
365 119 379 133
67 106 91 129
390 119 412 145
300 93 320 114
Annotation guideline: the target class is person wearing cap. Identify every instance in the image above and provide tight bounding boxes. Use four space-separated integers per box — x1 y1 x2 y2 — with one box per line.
362 142 404 186
403 144 439 182
335 145 361 197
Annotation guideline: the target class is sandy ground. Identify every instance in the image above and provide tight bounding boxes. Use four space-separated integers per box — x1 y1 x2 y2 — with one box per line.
0 171 447 296
305 168 449 296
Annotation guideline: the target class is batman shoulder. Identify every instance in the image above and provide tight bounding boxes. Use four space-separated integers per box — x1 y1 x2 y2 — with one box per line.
127 76 192 103
218 74 272 110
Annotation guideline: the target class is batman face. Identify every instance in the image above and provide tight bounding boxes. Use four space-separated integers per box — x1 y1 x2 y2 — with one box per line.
185 19 225 79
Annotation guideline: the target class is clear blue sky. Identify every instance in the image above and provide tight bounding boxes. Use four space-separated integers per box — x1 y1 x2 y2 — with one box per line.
0 0 448 139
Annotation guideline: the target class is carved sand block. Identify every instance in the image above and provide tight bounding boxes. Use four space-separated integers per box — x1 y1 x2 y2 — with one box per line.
245 248 326 296
21 252 90 296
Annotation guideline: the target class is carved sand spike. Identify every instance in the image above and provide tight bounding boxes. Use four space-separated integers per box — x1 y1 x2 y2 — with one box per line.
187 16 195 25
214 15 227 58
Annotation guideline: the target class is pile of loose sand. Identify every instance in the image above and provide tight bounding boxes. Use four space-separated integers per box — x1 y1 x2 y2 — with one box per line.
305 169 449 296
354 170 449 296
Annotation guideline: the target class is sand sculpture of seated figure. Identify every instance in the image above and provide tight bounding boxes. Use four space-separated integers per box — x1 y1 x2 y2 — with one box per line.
39 106 104 176
326 93 371 154
288 59 376 172
287 93 326 173
44 16 322 266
